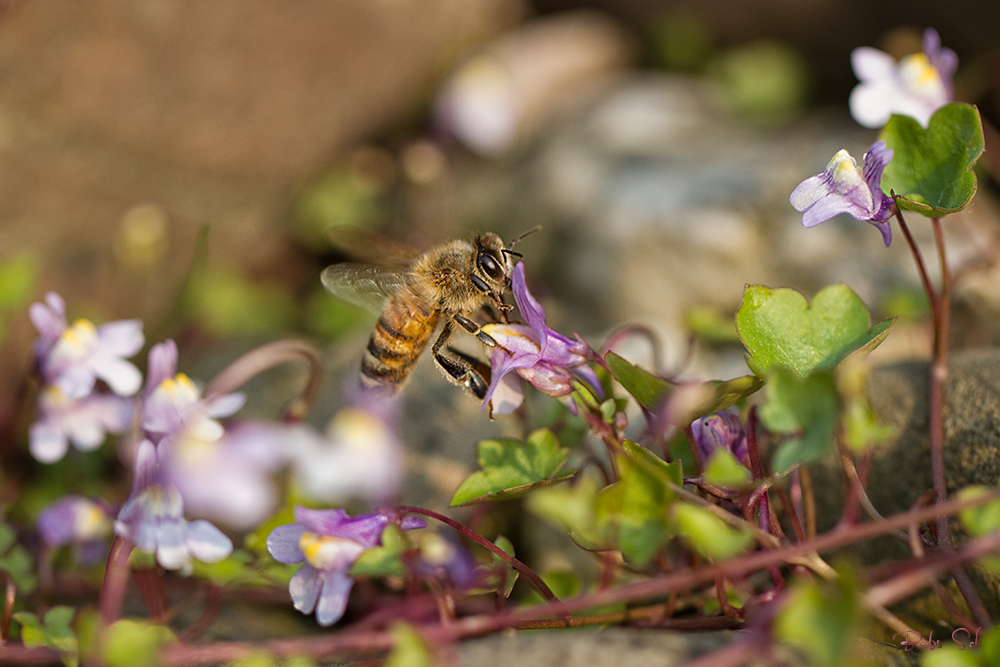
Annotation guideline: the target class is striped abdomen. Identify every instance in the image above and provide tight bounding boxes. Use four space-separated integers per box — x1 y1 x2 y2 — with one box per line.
360 297 441 393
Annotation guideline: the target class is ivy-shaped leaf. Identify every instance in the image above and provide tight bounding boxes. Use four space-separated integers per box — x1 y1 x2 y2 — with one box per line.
526 470 609 550
879 103 984 216
14 607 79 667
773 573 861 667
595 444 680 566
450 429 572 506
736 284 892 377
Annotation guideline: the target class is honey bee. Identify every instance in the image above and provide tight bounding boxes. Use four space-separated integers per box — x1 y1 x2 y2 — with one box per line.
321 230 535 399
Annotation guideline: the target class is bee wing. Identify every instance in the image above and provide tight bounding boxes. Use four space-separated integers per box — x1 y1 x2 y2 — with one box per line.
321 262 415 313
327 226 422 266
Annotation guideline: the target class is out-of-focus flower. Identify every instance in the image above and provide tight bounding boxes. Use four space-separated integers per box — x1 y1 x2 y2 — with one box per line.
413 532 481 590
141 340 245 446
165 420 300 531
37 495 114 565
114 439 233 574
29 292 144 399
790 141 894 246
267 506 426 627
691 411 748 466
29 386 134 463
291 388 405 506
849 28 957 128
480 263 601 414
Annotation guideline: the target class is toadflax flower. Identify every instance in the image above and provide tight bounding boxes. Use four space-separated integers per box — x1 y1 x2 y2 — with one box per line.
267 507 426 626
114 439 233 574
480 263 602 414
291 387 405 506
790 141 894 246
38 495 114 565
691 411 748 467
849 28 958 129
29 292 144 400
29 386 134 463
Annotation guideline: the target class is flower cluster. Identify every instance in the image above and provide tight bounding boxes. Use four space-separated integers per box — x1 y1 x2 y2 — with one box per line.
481 262 602 414
28 293 143 463
267 507 426 626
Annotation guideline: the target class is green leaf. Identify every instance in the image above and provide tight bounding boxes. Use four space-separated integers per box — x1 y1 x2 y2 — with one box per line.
921 646 983 667
879 103 984 216
737 284 888 377
385 623 433 667
351 525 410 578
14 606 79 667
774 573 860 667
677 375 764 424
596 448 677 566
102 620 176 667
672 503 753 560
450 429 572 506
526 470 608 550
759 369 838 472
958 486 1000 538
605 352 671 411
703 449 752 487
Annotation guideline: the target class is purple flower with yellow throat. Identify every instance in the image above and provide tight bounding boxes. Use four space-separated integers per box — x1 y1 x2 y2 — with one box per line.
790 141 894 246
267 507 425 626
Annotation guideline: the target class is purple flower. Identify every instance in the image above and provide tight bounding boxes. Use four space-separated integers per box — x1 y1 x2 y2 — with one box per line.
291 388 405 506
691 411 748 467
29 292 144 399
790 141 894 246
267 507 426 626
114 439 233 574
480 263 602 414
141 340 245 446
849 28 957 129
29 386 134 463
37 495 114 565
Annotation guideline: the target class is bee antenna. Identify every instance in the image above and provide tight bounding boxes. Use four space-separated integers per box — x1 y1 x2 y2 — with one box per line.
502 249 523 259
507 225 541 251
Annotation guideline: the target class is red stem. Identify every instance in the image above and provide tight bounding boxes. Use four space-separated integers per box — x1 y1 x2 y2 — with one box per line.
394 506 558 603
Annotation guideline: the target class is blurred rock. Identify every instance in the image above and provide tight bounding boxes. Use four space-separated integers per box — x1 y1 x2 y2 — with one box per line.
0 0 525 178
435 10 635 156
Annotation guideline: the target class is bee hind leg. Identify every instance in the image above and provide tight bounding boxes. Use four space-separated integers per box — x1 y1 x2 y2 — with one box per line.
432 320 491 399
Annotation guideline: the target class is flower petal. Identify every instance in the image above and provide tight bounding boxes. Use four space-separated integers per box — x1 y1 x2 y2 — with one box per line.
268 523 307 564
289 565 321 615
186 519 234 563
315 569 355 626
29 420 69 464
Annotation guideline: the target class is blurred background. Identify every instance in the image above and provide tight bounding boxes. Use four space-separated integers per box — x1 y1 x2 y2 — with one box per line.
0 0 998 479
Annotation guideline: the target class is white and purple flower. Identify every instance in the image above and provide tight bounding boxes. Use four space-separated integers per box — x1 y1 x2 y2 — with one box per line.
291 389 406 506
114 439 233 574
29 386 134 463
29 292 144 400
480 263 602 414
849 28 958 129
266 507 426 626
790 141 894 246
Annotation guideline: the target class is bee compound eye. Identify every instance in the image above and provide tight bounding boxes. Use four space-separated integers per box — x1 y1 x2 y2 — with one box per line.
477 252 504 282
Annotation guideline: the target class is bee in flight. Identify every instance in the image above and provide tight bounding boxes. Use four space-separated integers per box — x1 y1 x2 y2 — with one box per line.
321 229 536 399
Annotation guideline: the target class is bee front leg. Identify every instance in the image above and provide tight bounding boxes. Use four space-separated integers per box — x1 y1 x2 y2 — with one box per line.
454 314 500 349
432 320 491 399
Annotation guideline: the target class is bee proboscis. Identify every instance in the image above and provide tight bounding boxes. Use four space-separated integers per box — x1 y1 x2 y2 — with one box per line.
321 229 536 398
